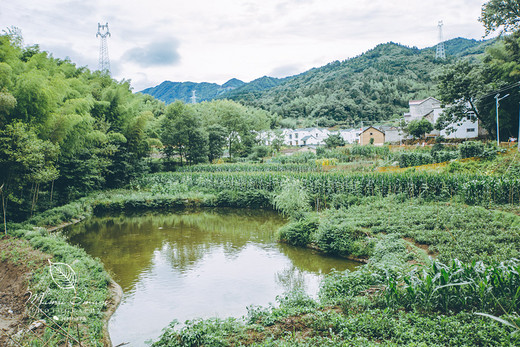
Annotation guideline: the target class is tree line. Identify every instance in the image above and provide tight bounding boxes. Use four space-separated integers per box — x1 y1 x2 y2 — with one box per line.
0 29 272 222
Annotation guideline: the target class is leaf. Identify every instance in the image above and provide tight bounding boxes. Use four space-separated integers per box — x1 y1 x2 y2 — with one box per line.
475 313 519 331
431 281 472 294
48 260 77 290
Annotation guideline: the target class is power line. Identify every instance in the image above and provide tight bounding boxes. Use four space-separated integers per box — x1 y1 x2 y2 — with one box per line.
478 81 520 101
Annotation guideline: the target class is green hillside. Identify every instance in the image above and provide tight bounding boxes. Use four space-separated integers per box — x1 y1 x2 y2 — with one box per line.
232 38 494 127
141 37 493 126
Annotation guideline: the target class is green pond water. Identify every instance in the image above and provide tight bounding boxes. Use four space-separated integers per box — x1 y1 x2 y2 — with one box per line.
65 208 359 346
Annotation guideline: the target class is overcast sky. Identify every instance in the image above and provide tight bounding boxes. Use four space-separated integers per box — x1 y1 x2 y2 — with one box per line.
1 0 491 91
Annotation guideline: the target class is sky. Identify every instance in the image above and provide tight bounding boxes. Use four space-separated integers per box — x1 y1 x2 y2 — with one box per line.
1 0 492 92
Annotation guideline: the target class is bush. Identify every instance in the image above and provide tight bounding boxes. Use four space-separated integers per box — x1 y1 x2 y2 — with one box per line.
273 179 311 219
398 152 434 168
278 213 319 246
215 189 272 208
319 269 382 304
329 194 364 209
459 141 485 159
314 212 358 255
432 150 458 163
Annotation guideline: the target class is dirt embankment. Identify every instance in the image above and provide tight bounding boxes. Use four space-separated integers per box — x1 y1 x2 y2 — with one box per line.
1 234 123 346
0 236 51 345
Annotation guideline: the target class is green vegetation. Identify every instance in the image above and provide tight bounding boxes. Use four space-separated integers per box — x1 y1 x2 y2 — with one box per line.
4 1 520 345
0 31 275 224
135 169 520 206
143 38 494 129
405 118 433 139
6 220 111 345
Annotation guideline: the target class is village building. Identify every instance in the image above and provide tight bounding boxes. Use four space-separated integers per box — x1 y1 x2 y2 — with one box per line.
403 97 479 139
339 129 361 144
380 126 403 144
360 126 385 145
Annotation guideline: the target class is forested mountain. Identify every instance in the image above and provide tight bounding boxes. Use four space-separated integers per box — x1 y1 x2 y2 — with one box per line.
232 38 494 127
216 76 286 100
142 37 493 127
140 78 246 104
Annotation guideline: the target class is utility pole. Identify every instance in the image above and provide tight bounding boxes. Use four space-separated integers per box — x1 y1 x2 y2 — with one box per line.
495 93 510 146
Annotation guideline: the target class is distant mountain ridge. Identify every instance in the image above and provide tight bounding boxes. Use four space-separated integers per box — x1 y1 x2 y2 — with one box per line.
140 37 495 124
139 79 246 104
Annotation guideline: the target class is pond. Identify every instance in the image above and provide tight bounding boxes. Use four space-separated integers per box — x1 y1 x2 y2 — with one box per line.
66 209 359 346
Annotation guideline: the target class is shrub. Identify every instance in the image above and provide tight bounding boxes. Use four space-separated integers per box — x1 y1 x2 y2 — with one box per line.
273 179 311 219
319 268 382 304
277 213 319 246
398 152 434 168
459 141 485 159
314 212 358 255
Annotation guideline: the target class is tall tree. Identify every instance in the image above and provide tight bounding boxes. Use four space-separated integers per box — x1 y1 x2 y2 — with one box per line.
161 101 208 165
436 60 490 132
207 124 227 162
0 122 59 220
324 133 346 148
480 0 520 35
406 118 433 139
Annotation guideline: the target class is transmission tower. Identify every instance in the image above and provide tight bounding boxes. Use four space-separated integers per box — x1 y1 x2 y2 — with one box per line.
96 22 111 74
436 21 446 60
191 90 197 104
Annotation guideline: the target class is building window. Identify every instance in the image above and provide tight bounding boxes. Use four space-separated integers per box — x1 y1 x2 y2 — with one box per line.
296 140 299 145
467 128 475 133
295 133 298 138
289 134 292 139
289 141 292 145
370 132 373 135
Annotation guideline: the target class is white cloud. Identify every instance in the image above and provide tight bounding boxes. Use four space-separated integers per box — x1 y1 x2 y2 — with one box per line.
0 0 489 91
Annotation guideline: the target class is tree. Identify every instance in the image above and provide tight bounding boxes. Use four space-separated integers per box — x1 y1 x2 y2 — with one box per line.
207 124 227 162
406 118 433 139
195 99 269 159
160 101 208 165
270 130 285 154
0 122 59 220
12 70 57 125
436 60 491 132
324 133 345 148
480 0 520 35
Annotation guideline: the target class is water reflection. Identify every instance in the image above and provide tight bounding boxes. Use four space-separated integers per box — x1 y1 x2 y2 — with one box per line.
66 208 359 346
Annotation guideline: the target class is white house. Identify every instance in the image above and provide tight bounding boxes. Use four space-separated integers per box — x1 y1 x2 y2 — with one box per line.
404 97 479 139
282 127 332 146
380 126 404 144
339 129 362 144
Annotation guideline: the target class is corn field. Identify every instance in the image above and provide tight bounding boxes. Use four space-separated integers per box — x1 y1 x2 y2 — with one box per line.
134 171 520 205
176 163 321 173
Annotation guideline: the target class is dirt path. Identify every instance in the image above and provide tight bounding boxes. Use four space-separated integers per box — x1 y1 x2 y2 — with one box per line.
0 236 51 345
